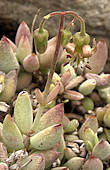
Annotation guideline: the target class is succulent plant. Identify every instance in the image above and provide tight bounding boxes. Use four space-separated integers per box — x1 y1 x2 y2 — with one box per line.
0 9 110 170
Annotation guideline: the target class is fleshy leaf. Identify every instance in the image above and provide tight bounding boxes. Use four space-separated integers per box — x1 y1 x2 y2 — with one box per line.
88 40 108 73
0 70 17 102
20 153 45 170
2 114 24 152
64 157 85 170
15 21 31 47
78 115 98 139
30 124 62 150
33 104 64 133
34 147 60 169
0 36 19 73
92 139 110 160
82 156 103 170
16 35 31 64
14 91 33 134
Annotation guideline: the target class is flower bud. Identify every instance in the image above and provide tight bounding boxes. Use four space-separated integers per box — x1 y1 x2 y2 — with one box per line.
2 114 24 152
14 91 33 134
34 28 49 54
73 32 90 50
61 29 72 47
78 79 96 95
23 53 39 72
82 97 94 111
38 37 63 69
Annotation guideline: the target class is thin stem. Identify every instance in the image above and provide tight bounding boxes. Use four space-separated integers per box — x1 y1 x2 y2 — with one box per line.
31 104 44 132
66 17 76 30
43 15 64 103
31 9 40 52
31 15 64 132
44 11 86 35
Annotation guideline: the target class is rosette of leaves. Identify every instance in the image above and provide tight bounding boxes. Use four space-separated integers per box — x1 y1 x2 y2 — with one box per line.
0 91 65 169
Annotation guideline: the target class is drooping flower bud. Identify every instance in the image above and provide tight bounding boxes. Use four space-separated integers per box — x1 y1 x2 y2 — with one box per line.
38 37 63 69
34 27 49 54
15 21 31 47
61 29 72 47
23 53 40 72
73 32 90 50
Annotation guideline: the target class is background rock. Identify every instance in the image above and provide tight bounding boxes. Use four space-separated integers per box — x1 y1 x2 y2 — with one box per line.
0 0 110 72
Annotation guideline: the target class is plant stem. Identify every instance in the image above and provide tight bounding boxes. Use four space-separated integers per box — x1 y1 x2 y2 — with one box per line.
45 11 86 35
43 14 64 103
31 15 64 132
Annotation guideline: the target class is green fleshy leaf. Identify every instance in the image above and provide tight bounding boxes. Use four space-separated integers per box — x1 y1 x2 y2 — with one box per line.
35 104 64 133
0 36 19 73
14 91 33 134
0 70 17 102
2 114 24 152
30 124 63 150
64 157 84 170
20 153 45 170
